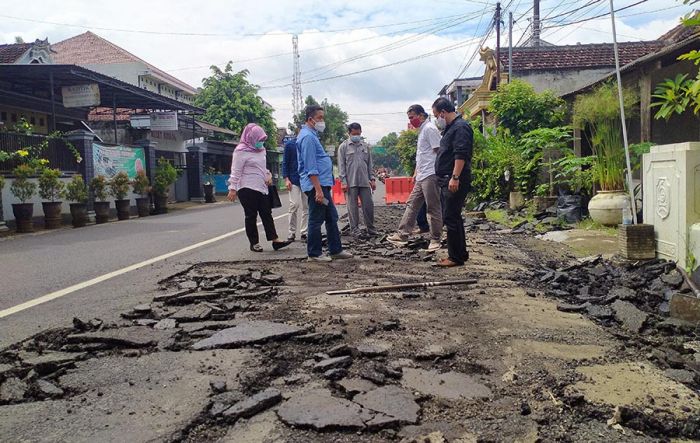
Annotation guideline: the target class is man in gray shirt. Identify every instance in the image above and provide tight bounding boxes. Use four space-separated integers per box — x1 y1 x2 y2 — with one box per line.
338 122 377 236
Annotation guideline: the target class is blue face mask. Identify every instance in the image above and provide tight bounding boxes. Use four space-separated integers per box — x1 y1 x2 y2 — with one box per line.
254 141 265 149
350 135 362 143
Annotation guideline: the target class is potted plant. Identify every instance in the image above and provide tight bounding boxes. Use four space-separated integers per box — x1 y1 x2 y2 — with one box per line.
132 170 151 217
574 82 638 226
90 175 111 224
38 167 65 229
63 174 89 228
9 164 37 233
203 166 217 203
153 158 178 214
109 171 131 220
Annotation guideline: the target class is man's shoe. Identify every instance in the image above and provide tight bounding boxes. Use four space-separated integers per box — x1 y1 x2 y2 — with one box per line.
426 240 441 252
307 255 332 262
301 234 307 241
272 240 293 251
387 233 408 245
330 251 354 260
433 258 462 268
287 234 296 242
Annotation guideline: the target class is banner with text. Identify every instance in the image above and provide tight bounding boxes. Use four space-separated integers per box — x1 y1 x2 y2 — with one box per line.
93 143 146 179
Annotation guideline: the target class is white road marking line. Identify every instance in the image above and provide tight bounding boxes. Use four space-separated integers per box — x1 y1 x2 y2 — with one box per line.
0 214 287 319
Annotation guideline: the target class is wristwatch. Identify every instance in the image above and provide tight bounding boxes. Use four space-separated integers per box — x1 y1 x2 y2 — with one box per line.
451 175 460 180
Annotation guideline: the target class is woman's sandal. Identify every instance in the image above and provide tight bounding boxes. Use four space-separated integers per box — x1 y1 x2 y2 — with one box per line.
250 244 263 252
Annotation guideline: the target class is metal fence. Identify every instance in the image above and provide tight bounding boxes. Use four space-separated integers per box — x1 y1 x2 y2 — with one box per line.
0 132 81 174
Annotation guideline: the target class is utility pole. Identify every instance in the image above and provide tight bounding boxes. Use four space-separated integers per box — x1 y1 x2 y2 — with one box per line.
508 11 513 82
292 34 302 120
495 2 501 88
533 0 541 47
609 0 637 224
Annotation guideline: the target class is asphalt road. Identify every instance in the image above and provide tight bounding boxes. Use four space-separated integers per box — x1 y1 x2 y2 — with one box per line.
0 183 387 347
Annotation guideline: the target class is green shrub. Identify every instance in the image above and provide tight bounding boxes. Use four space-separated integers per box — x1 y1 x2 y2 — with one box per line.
132 170 150 196
90 175 109 202
10 164 37 203
153 158 178 196
38 168 64 202
573 81 638 191
489 80 566 137
0 175 6 192
395 129 418 175
109 171 131 200
63 175 88 203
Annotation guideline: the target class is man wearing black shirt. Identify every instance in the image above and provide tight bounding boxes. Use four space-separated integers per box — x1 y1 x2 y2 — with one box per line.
431 97 473 267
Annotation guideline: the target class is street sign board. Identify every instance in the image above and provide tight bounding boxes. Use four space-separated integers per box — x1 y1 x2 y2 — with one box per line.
150 112 179 131
61 84 100 108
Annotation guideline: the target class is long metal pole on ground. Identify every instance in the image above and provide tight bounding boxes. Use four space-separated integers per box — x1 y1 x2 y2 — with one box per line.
609 0 637 224
508 11 513 82
112 93 118 143
326 279 478 295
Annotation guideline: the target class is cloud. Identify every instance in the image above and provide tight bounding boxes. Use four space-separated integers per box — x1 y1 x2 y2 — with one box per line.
0 0 693 142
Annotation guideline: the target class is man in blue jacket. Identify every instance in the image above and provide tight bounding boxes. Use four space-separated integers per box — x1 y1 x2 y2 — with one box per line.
282 128 307 241
297 104 353 262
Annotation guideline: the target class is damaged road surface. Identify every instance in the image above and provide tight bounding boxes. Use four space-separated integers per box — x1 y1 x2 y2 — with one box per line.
1 206 699 442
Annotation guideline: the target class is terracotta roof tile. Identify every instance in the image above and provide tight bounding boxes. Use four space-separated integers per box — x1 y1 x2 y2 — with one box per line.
0 43 31 63
52 31 197 95
500 41 664 71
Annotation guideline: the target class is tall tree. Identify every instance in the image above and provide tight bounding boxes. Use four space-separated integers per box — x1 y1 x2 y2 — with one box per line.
374 132 400 170
289 95 348 148
195 63 277 147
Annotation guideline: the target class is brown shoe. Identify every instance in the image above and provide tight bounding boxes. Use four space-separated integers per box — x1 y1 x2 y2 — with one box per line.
434 258 461 268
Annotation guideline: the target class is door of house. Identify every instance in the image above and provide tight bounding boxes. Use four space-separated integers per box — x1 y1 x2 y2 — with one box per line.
175 167 189 202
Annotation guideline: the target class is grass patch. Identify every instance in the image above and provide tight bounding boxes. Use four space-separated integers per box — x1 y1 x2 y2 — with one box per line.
485 208 535 228
576 218 618 236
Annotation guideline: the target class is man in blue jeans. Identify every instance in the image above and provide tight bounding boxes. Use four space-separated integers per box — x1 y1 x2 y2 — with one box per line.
297 104 353 262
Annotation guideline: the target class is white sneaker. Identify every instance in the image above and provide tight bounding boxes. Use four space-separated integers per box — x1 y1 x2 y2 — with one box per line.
427 240 441 252
387 233 408 245
331 251 354 260
308 255 332 262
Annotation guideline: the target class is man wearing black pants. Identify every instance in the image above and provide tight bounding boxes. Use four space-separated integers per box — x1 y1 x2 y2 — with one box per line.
431 97 473 267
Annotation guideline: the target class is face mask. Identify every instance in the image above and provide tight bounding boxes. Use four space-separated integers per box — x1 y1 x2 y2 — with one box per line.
409 117 422 129
350 135 362 143
254 141 265 149
314 121 326 133
435 115 447 130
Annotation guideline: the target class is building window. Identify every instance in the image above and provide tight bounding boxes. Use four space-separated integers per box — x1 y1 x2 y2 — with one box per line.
1 111 6 121
39 117 45 126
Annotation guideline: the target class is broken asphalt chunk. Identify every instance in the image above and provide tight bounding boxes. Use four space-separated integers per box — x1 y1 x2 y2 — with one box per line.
191 321 304 350
400 368 491 400
354 386 420 427
314 355 352 372
222 388 282 421
170 304 214 322
276 388 369 431
556 302 590 313
34 379 64 398
611 300 648 333
66 326 172 348
0 377 27 402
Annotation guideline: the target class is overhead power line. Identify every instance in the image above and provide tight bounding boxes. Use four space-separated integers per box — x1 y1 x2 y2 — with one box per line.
166 14 477 72
259 36 483 90
542 0 648 29
0 12 478 37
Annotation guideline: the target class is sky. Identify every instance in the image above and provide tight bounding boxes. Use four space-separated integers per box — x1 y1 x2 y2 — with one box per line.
0 0 695 143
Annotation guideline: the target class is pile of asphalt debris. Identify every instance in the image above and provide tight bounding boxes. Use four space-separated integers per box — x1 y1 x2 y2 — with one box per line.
524 256 700 390
0 268 286 406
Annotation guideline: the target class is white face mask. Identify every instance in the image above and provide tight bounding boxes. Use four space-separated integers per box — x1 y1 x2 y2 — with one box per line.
314 121 326 133
350 135 362 143
435 115 447 130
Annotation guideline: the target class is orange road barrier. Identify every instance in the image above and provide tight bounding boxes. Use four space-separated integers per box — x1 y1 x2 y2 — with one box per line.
384 177 414 204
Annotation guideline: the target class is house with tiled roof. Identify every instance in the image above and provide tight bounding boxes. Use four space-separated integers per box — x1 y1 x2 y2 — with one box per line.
0 38 53 64
52 32 197 105
561 23 700 148
460 38 665 120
